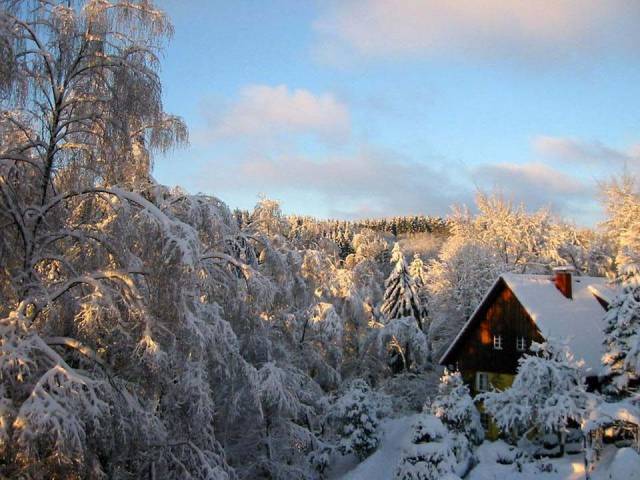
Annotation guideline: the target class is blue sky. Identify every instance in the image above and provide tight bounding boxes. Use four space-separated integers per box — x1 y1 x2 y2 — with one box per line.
153 0 640 225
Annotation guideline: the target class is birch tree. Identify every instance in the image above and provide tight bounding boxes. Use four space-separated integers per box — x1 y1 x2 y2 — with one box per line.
0 2 249 478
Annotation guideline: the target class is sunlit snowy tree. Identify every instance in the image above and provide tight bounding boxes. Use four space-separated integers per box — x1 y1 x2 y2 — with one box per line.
480 341 588 456
381 243 423 329
451 193 556 272
602 173 640 282
409 253 430 326
0 2 257 478
427 235 504 356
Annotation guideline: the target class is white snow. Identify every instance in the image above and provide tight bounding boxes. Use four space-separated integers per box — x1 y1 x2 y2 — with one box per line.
502 273 620 373
465 441 640 480
333 414 420 480
333 414 640 480
583 398 640 433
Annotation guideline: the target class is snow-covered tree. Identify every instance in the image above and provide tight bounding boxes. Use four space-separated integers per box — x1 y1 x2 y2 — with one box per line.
351 229 388 265
430 369 484 445
0 2 248 477
378 316 430 373
601 173 640 282
248 197 289 240
601 284 640 397
480 341 589 456
410 253 427 285
334 379 381 460
292 302 344 389
410 254 430 326
451 193 557 272
381 243 424 329
599 173 640 398
427 235 505 355
395 414 463 480
253 362 323 479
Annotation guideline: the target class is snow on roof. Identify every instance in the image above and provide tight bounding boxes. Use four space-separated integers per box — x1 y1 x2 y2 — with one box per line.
501 273 619 374
440 272 621 374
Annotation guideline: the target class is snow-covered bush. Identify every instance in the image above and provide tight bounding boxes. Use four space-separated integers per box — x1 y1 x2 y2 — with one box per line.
334 379 381 460
480 340 589 455
430 369 484 445
381 371 439 413
395 414 462 480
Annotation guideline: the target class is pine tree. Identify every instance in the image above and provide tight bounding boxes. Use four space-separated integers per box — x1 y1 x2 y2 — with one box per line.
430 369 484 445
335 379 381 460
395 414 462 480
381 243 423 330
602 283 640 397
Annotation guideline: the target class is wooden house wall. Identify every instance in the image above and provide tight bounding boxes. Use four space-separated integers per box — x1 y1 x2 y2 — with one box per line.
447 279 544 375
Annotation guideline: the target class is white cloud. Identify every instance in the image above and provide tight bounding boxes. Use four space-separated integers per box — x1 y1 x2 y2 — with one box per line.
314 0 640 64
473 162 595 215
533 135 640 167
212 85 350 143
196 147 471 219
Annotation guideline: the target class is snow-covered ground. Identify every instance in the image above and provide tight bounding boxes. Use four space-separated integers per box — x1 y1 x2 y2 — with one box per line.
331 415 640 480
469 440 640 480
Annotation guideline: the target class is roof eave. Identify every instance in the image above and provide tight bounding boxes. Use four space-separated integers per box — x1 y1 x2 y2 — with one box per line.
438 275 505 366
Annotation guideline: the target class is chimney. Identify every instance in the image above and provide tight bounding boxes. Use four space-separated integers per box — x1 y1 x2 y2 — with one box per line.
553 266 574 299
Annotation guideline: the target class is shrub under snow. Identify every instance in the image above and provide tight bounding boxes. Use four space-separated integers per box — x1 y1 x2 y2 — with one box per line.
335 379 381 460
395 414 464 480
430 369 484 445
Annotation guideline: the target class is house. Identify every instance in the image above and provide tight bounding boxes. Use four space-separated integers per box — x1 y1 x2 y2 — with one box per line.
439 268 620 438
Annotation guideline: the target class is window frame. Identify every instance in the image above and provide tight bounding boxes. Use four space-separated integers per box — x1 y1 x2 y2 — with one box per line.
493 334 503 350
516 336 527 351
476 371 490 392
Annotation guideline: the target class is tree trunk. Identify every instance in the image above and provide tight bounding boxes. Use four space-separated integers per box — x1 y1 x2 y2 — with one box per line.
557 430 565 457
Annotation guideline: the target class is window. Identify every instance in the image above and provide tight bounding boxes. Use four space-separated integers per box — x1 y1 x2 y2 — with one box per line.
493 335 503 350
476 372 490 392
480 412 491 430
516 336 527 351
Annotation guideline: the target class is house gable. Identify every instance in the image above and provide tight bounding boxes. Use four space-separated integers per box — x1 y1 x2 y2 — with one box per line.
440 278 544 375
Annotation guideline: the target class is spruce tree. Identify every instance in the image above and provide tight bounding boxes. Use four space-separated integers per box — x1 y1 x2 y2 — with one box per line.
381 243 424 330
602 283 640 397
